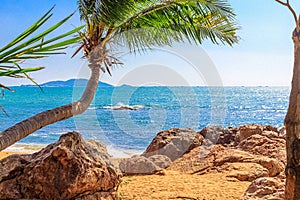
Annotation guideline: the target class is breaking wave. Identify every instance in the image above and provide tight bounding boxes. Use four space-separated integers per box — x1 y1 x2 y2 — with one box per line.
103 102 145 111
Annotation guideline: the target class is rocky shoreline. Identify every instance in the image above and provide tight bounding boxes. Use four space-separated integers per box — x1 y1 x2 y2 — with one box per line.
0 124 286 199
119 124 286 199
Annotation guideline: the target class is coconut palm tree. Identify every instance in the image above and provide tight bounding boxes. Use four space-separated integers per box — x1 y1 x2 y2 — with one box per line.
275 0 300 199
0 0 239 151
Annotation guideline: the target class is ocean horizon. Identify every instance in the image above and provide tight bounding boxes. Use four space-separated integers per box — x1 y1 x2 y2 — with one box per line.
0 85 289 157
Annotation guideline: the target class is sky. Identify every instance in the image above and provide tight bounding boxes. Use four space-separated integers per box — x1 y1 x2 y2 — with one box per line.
0 0 299 86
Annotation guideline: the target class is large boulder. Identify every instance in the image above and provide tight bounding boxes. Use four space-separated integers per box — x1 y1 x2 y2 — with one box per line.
0 132 122 200
242 177 285 200
142 128 204 161
119 156 164 175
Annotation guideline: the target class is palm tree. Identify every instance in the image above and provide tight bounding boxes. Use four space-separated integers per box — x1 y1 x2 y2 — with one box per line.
0 0 239 151
275 0 300 199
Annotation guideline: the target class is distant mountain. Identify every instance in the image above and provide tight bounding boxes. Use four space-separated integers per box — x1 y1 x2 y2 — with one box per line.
22 79 113 87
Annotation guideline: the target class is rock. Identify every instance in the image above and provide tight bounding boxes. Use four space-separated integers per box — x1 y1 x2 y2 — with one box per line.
0 132 121 200
167 145 213 174
236 124 264 142
237 134 286 164
142 128 204 161
261 131 279 139
217 127 238 146
112 105 139 110
265 125 278 133
199 126 223 144
119 156 165 175
86 139 110 160
212 146 284 177
226 163 269 182
242 177 285 200
168 145 284 179
199 126 237 147
279 126 286 138
148 155 172 169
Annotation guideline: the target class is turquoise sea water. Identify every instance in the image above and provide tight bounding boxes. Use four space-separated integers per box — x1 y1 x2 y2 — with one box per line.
0 86 289 156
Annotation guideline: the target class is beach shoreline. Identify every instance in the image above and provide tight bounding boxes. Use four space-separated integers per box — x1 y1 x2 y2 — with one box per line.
0 124 285 200
0 151 25 160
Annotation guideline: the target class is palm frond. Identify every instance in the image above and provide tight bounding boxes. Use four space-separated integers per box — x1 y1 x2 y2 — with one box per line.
112 0 239 52
0 7 83 88
76 0 239 73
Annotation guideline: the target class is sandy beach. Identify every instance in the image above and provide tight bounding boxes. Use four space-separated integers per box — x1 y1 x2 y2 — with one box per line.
119 170 251 200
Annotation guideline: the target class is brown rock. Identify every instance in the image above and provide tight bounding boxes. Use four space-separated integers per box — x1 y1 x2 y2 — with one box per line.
265 125 279 133
253 158 283 177
119 156 165 176
0 132 121 200
261 130 279 138
212 146 284 177
237 124 264 142
142 128 204 161
167 145 213 174
237 134 286 164
218 127 238 146
226 163 268 181
168 145 284 179
242 177 285 200
199 126 237 147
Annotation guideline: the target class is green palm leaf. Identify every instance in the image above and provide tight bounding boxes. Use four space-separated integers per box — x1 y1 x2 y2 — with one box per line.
0 6 83 91
77 0 239 58
115 0 238 50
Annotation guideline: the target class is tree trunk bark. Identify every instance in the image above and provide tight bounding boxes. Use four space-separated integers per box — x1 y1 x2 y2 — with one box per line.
285 28 300 200
0 66 100 151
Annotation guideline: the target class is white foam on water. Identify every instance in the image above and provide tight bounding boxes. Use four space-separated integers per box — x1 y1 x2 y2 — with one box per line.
103 102 145 111
88 106 96 110
4 143 46 153
106 145 143 158
3 143 143 159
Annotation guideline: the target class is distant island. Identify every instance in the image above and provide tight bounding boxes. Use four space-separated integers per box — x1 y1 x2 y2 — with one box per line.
21 79 113 87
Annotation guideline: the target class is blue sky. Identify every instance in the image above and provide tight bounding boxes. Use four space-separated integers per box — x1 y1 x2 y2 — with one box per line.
0 0 299 86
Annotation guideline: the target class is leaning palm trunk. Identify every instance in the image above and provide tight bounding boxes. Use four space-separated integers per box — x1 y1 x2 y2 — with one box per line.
285 28 300 199
0 64 100 151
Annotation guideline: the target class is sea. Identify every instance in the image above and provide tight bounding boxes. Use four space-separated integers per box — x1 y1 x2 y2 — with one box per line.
0 86 290 157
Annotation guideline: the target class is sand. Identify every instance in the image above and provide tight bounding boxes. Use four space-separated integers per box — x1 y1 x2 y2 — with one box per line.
0 151 25 159
0 152 250 199
119 170 251 200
